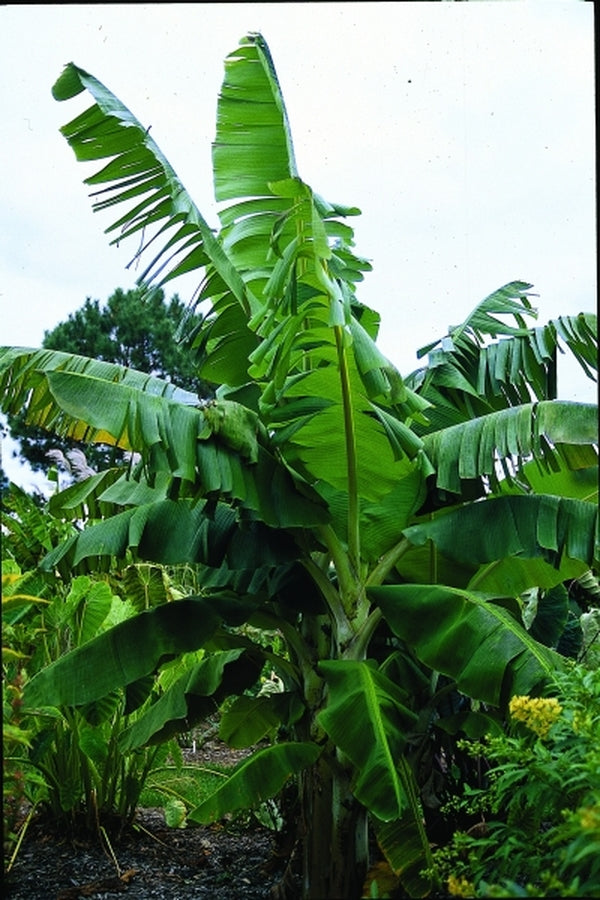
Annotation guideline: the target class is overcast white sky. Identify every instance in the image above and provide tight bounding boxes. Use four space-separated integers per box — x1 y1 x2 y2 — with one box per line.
0 2 596 490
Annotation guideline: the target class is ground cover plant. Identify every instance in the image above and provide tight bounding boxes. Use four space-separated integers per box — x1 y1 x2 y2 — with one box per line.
1 33 598 899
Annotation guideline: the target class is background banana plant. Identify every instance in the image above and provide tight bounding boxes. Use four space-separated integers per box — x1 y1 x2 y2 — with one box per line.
1 34 597 898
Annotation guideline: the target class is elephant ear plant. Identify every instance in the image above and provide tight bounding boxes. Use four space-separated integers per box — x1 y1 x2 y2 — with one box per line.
1 33 597 899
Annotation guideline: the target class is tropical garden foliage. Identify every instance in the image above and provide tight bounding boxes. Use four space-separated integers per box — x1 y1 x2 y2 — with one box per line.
2 487 233 871
1 33 598 898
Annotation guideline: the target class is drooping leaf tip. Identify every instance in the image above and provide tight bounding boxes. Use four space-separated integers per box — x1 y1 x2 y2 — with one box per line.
52 63 85 101
243 32 266 47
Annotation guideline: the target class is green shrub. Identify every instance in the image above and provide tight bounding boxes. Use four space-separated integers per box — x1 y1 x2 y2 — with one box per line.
2 561 187 861
429 663 600 897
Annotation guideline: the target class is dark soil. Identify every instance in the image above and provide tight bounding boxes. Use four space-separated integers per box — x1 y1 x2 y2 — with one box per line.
4 808 285 900
4 740 299 900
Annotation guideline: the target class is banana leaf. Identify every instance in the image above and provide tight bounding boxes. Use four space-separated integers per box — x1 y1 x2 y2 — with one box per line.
317 660 417 822
404 493 597 570
118 649 263 750
188 742 321 824
23 593 262 709
422 401 598 494
369 584 565 706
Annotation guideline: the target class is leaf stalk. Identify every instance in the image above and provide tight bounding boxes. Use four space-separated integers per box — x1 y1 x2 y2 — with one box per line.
334 325 360 574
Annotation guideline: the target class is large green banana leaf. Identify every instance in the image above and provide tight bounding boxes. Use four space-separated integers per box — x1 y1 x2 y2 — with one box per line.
369 585 564 706
317 660 418 822
461 448 598 593
39 499 301 577
422 400 598 494
23 593 261 709
403 493 597 570
0 347 197 440
188 742 321 824
51 60 250 311
118 649 263 750
396 456 598 594
0 347 328 528
409 280 597 432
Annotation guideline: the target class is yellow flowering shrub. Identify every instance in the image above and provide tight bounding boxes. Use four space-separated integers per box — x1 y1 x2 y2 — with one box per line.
428 666 600 897
447 874 476 898
578 802 600 831
508 694 563 739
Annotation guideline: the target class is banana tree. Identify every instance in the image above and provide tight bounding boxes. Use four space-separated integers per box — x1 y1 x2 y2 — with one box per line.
1 34 598 898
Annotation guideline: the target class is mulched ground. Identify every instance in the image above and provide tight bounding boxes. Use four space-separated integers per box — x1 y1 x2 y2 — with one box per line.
5 813 456 900
4 739 299 900
4 808 284 900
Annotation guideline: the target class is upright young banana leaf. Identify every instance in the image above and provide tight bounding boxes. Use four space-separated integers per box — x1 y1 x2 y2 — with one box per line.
44 35 432 566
